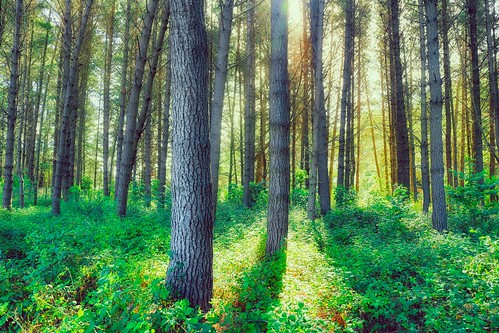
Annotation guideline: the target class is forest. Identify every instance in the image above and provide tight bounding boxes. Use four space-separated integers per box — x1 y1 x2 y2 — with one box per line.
0 0 498 331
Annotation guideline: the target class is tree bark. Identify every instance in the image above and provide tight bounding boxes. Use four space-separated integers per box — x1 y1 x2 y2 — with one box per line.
2 0 23 209
210 0 234 213
166 0 214 312
115 0 161 216
159 44 171 207
425 0 447 231
103 0 116 197
267 0 290 256
243 0 256 207
467 0 483 180
418 0 430 212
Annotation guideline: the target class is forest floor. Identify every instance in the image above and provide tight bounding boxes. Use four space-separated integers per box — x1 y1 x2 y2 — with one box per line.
0 190 498 332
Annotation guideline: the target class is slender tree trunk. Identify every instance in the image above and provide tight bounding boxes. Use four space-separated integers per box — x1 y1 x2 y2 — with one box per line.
300 3 310 187
266 0 290 256
467 0 483 180
442 0 454 186
243 0 256 207
485 0 499 163
103 0 116 197
418 0 430 212
337 0 354 192
159 44 171 207
210 0 234 213
425 0 447 231
52 0 94 215
115 0 162 216
115 0 131 198
166 0 214 312
3 0 23 209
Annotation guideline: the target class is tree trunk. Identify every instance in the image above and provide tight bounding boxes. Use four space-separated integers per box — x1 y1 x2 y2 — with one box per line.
418 0 430 213
337 0 354 193
210 0 234 213
115 0 132 198
300 3 310 187
311 0 330 215
115 0 162 216
467 0 483 180
166 0 214 312
3 0 23 209
390 0 410 191
243 0 256 207
52 0 93 215
103 0 116 197
425 0 447 231
266 0 290 256
159 44 171 207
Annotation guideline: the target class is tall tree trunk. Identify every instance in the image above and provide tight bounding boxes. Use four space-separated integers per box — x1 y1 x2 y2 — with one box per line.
485 0 499 163
115 0 132 198
210 0 234 213
389 0 410 191
418 0 430 212
337 0 354 193
266 0 290 256
52 0 94 215
310 0 330 215
158 44 171 207
103 0 116 197
166 0 214 312
425 0 447 231
243 0 256 207
442 0 454 186
115 0 162 216
467 0 483 180
300 3 310 187
3 0 23 209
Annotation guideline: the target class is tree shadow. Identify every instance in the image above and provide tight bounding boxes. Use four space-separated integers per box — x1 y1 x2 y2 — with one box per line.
223 235 287 332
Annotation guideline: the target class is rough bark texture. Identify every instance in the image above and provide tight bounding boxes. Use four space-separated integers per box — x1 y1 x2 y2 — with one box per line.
166 0 214 312
468 0 483 179
310 0 330 215
418 0 430 213
266 0 290 256
210 0 234 213
115 0 160 216
243 0 256 207
2 0 22 209
425 0 447 231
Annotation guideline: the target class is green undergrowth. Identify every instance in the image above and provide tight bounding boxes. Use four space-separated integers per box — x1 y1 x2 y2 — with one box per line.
1 191 498 332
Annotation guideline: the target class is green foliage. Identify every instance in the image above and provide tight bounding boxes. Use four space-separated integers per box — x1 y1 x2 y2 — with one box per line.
334 185 357 207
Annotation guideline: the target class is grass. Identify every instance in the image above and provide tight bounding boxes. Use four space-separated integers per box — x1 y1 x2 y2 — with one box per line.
0 191 498 332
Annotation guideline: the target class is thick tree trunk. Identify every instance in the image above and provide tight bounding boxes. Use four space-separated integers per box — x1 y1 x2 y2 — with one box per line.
243 0 256 207
2 0 23 209
468 0 483 180
425 0 447 231
418 0 430 213
266 0 290 256
115 0 162 216
166 0 214 312
210 0 234 213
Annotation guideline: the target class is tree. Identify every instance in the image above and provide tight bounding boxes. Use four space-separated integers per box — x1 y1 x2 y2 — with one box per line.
166 0 214 311
418 0 430 213
424 0 447 231
115 0 161 217
467 0 483 180
210 0 235 213
309 0 330 216
52 0 94 215
266 0 290 256
2 0 23 209
243 0 256 208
